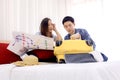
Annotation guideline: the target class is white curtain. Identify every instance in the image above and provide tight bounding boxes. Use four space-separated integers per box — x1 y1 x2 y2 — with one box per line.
0 0 68 40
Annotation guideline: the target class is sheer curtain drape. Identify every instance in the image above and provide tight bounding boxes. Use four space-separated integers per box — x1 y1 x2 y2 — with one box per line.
0 0 68 40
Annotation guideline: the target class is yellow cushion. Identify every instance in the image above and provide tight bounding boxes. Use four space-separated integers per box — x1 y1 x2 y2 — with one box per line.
54 40 93 62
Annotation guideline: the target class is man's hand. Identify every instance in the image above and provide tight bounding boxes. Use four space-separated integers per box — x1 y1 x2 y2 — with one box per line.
70 33 81 40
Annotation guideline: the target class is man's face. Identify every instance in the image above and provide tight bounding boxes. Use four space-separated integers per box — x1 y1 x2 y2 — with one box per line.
63 21 75 34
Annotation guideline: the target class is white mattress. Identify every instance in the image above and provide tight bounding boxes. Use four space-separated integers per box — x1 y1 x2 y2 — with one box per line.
1 61 120 80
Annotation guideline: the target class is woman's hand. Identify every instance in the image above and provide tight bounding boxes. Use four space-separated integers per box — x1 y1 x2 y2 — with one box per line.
52 23 57 32
52 23 62 41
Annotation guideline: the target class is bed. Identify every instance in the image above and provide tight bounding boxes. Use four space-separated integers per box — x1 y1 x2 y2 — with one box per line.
0 39 120 80
1 61 120 80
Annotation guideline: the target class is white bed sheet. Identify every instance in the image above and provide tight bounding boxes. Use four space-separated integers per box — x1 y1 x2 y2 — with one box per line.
0 64 16 80
9 61 120 80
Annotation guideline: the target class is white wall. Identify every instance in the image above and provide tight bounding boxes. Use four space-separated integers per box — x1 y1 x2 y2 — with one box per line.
102 0 120 61
68 0 120 61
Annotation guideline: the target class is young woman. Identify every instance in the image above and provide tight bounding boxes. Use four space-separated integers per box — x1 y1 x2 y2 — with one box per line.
27 18 62 62
36 17 62 41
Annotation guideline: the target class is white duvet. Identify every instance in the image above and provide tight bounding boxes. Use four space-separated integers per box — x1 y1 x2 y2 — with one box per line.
1 61 120 80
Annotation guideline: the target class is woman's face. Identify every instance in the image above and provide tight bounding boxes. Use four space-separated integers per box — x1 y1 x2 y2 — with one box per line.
48 20 53 32
63 21 75 34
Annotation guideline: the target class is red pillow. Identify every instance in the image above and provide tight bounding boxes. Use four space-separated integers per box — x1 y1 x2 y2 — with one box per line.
0 43 22 64
27 49 57 62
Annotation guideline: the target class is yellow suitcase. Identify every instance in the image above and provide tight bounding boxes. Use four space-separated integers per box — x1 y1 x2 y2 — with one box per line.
54 40 93 63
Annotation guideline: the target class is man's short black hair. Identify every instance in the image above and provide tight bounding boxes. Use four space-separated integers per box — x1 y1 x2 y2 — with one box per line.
62 16 74 25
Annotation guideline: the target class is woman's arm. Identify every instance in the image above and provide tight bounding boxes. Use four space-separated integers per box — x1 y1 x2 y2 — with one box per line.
53 24 62 41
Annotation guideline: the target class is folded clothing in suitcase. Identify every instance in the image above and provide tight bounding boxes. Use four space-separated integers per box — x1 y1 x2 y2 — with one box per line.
64 52 108 63
65 53 96 63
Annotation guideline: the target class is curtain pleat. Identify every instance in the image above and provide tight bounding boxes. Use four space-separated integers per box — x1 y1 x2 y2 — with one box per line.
0 0 68 40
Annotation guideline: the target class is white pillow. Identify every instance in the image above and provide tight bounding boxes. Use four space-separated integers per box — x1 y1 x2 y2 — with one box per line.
7 32 54 56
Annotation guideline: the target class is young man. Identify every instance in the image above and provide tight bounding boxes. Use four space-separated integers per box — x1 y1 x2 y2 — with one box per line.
62 16 96 50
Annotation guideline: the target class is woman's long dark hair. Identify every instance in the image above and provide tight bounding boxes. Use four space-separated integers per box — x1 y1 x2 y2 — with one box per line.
40 17 52 37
